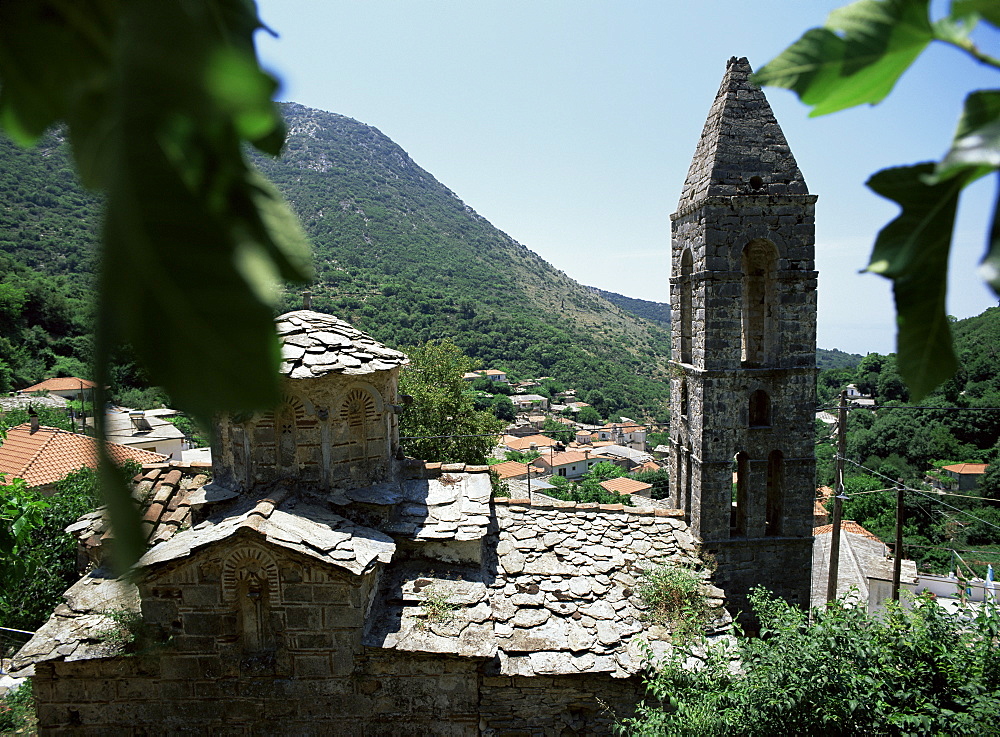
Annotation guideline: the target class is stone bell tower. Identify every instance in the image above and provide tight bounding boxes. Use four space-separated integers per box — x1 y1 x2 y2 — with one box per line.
669 57 817 615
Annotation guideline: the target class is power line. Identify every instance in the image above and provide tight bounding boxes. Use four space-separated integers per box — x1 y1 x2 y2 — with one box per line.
840 455 1000 534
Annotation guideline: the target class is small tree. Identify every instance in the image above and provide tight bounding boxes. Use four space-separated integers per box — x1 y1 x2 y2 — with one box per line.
577 406 603 426
399 340 504 465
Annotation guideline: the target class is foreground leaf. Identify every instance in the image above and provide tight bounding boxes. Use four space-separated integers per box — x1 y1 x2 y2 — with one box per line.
934 89 1000 182
865 164 969 399
952 0 1000 29
982 176 1000 296
753 0 933 116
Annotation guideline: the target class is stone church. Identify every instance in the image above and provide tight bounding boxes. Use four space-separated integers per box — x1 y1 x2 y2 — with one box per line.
12 57 815 734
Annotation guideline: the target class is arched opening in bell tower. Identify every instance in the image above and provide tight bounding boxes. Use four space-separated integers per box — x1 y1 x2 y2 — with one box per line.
766 450 784 536
680 249 693 364
741 239 777 367
749 389 771 427
731 452 748 537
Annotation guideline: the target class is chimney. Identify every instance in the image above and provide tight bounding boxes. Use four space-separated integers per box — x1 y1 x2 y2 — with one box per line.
28 406 39 433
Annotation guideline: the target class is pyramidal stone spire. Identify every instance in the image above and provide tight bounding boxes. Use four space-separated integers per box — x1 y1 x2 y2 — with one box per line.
678 56 808 210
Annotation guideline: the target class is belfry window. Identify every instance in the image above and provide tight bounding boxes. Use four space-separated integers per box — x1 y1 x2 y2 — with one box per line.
680 249 693 364
741 239 777 366
731 452 748 537
766 450 784 536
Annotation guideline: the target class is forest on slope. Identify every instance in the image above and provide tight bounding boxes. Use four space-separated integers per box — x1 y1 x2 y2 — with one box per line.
0 106 674 420
816 307 1000 575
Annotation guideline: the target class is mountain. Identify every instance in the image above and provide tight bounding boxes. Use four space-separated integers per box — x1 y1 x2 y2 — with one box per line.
250 103 673 418
586 287 671 327
0 105 673 419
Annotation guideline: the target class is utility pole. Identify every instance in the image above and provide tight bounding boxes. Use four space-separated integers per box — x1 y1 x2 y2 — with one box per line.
827 390 848 604
892 478 904 602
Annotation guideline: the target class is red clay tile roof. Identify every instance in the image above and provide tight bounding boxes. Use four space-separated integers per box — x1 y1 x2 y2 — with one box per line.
812 520 883 542
0 424 167 487
941 463 988 475
598 477 652 495
539 451 598 467
813 500 828 517
491 461 529 480
19 377 96 393
504 434 556 452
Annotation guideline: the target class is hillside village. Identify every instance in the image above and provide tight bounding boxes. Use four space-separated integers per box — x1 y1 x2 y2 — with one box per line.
1 48 999 734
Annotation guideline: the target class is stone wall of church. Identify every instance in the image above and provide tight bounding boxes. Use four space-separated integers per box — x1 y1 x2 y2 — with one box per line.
213 370 401 493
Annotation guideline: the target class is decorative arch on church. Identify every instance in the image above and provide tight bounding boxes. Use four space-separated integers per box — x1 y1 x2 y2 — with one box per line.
273 395 306 473
749 389 771 427
222 547 280 651
741 239 778 366
766 450 784 536
679 248 694 364
338 384 384 466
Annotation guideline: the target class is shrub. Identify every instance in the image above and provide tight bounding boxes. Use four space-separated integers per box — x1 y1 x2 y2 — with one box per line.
636 564 709 643
0 681 34 733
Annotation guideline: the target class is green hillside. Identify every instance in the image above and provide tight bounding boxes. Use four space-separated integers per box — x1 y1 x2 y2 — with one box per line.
254 103 673 419
0 107 674 419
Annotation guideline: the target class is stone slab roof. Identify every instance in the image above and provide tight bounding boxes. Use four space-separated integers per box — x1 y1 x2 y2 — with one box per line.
138 489 396 576
0 424 167 488
365 499 729 678
16 463 728 681
329 470 493 542
101 410 186 445
277 309 407 379
677 56 808 211
0 394 67 411
11 572 140 676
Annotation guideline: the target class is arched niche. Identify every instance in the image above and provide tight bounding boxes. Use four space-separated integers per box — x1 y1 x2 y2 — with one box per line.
222 546 280 652
680 248 694 364
749 389 771 427
741 239 778 367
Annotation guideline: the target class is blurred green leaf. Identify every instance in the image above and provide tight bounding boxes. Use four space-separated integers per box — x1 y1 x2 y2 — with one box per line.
934 90 1000 182
753 0 933 116
952 0 1000 28
982 177 1000 296
865 164 969 398
0 0 313 566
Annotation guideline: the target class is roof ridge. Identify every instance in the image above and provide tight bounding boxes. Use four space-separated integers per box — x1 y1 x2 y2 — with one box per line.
13 424 63 479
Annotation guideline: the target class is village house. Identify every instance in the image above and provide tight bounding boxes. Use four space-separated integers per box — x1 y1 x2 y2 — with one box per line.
811 520 918 612
932 463 989 492
598 477 654 499
12 309 730 734
18 376 97 403
531 449 611 480
500 433 557 455
510 394 549 412
593 444 654 472
0 421 166 494
98 409 187 460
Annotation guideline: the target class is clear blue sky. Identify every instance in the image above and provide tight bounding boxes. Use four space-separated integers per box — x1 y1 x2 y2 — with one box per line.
255 0 998 356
